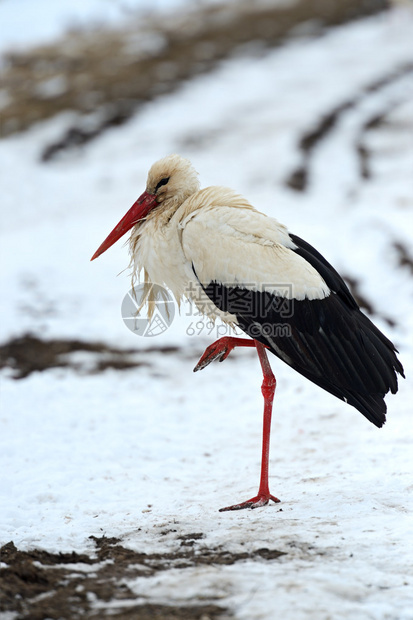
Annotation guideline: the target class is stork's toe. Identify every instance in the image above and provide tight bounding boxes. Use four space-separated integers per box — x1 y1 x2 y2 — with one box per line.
219 493 280 512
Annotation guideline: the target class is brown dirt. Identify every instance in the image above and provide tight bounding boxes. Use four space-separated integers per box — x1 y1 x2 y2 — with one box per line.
0 536 285 618
0 334 181 379
1 0 387 155
393 242 413 275
285 62 413 191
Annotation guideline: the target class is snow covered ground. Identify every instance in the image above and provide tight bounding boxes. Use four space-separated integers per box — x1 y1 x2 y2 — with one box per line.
0 0 266 54
1 5 413 619
0 0 202 53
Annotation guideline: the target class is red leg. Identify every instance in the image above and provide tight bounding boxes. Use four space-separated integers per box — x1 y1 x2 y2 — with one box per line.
193 336 256 372
219 341 280 511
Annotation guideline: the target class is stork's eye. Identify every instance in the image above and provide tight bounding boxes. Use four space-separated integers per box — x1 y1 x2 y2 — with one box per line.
155 177 170 192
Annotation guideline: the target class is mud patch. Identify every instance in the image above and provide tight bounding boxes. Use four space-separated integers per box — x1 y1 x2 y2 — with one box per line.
393 241 413 276
1 0 387 153
0 537 285 618
285 62 413 191
0 334 180 380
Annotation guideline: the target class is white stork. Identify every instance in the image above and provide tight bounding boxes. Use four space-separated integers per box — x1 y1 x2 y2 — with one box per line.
91 154 404 511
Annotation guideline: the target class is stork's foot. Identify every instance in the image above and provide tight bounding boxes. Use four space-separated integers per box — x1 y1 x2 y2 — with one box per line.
194 337 235 371
219 493 280 512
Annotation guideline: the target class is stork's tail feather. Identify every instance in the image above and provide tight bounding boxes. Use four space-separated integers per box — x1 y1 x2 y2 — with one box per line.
343 391 387 428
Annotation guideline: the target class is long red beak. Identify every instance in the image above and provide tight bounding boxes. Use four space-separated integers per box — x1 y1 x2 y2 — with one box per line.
91 191 157 261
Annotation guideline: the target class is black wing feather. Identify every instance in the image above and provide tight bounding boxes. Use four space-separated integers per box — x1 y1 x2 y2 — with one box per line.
198 236 404 428
289 234 358 308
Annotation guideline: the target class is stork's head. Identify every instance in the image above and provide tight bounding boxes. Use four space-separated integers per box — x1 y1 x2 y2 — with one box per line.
91 154 199 261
